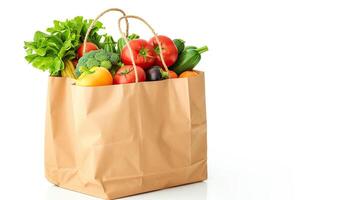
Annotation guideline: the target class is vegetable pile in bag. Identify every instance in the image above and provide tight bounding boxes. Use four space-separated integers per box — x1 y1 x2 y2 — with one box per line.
24 15 208 86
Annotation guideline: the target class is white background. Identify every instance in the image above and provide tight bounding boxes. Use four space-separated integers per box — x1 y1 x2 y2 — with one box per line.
0 0 357 199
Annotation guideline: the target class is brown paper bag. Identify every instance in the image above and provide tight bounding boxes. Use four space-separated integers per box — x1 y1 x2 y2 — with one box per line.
45 77 77 185
44 9 207 200
44 74 207 199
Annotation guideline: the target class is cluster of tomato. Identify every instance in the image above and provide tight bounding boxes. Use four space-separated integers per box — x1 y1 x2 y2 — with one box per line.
114 35 179 84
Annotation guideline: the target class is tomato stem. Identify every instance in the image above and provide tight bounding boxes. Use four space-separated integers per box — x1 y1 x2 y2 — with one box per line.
120 68 133 75
139 48 147 56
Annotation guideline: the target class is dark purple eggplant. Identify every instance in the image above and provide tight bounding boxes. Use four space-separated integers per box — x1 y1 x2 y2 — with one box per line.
146 66 162 81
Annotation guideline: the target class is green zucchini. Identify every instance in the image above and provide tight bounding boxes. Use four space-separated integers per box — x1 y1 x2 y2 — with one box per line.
173 39 185 54
170 46 208 74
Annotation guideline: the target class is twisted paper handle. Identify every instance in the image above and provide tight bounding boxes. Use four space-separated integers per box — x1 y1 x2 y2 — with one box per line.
83 8 129 55
118 15 170 83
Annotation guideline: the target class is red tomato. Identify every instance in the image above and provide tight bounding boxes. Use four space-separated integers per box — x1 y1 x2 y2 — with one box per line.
77 42 98 58
113 65 146 84
149 35 178 67
121 39 156 69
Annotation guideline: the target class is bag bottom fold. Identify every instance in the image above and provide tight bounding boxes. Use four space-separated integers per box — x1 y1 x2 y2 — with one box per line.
46 160 207 199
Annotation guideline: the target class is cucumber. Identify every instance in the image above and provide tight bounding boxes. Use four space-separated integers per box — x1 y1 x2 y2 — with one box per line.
173 39 185 54
170 46 208 74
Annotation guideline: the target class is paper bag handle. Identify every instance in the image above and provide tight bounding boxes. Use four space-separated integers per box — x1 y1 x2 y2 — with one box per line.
118 15 170 83
83 8 129 56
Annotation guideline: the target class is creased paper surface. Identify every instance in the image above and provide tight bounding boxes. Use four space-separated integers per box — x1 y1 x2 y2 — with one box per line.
45 72 207 199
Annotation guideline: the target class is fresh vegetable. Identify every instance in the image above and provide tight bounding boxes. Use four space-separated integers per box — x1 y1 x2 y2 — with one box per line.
76 67 113 86
149 35 178 67
168 70 178 78
170 46 208 75
179 70 199 78
77 42 98 58
24 16 104 76
146 66 171 81
146 66 163 81
146 67 162 81
113 65 146 84
117 34 140 55
184 46 197 51
121 39 156 69
102 35 116 53
173 39 185 54
61 60 76 79
75 49 120 77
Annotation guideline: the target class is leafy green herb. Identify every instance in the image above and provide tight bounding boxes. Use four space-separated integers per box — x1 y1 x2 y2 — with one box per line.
24 16 104 76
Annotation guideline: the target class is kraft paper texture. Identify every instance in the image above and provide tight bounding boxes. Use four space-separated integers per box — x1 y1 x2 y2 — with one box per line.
44 72 207 199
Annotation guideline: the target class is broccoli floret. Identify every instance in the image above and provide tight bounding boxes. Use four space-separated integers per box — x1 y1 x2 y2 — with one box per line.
110 54 119 64
86 58 100 67
101 60 112 69
75 49 120 77
94 51 109 62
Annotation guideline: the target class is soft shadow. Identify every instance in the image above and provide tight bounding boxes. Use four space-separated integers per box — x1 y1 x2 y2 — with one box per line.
46 182 207 200
121 182 207 200
46 186 98 200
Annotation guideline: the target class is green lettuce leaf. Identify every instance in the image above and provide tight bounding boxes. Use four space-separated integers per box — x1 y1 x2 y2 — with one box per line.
24 16 105 76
